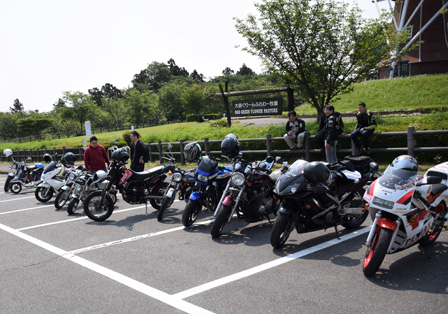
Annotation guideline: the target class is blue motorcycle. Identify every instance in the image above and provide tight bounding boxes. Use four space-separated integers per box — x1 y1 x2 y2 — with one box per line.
181 155 232 227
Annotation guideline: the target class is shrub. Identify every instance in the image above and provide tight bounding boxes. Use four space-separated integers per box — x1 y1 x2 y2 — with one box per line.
122 130 131 145
209 119 229 128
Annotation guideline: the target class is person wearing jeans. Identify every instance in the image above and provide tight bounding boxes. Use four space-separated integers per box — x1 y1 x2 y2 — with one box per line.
324 106 339 164
351 102 377 155
284 111 306 152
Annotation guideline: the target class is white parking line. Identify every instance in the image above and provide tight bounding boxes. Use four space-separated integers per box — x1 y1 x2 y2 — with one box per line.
0 222 214 314
0 204 55 215
173 226 371 300
0 196 37 203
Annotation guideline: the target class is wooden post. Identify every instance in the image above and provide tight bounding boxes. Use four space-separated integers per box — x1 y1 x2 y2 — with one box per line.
407 126 416 156
37 149 40 162
79 147 83 161
180 140 185 165
351 137 357 156
266 134 272 157
305 132 311 161
219 84 231 127
204 138 210 155
148 141 153 162
62 147 66 155
158 140 163 164
287 87 294 112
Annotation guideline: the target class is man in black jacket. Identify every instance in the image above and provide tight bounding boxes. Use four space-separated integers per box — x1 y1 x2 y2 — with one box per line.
324 105 339 163
351 102 377 155
284 111 306 152
129 131 148 172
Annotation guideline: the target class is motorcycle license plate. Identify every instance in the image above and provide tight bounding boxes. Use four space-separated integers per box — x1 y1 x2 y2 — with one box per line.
166 188 175 198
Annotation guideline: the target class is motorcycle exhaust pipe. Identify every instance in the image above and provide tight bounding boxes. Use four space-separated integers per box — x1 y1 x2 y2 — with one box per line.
343 207 365 215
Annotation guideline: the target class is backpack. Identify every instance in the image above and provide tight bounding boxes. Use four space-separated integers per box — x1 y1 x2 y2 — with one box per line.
335 112 344 135
142 146 150 163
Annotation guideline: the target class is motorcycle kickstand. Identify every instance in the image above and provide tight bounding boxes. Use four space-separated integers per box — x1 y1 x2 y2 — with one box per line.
333 224 340 240
145 201 148 216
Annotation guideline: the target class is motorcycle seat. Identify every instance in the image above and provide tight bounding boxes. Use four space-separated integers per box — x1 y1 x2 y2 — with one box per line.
131 165 166 180
269 169 281 183
431 183 448 196
26 165 37 171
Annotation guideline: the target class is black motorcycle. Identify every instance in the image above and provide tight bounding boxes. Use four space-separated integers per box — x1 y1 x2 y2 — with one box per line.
270 156 379 248
83 147 173 221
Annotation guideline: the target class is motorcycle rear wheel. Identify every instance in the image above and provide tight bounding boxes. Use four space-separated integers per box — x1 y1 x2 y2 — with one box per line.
10 182 22 194
67 198 80 215
182 199 201 227
157 195 175 221
420 201 447 246
83 191 114 221
342 189 368 229
35 187 54 202
4 176 13 192
150 182 169 210
270 212 294 249
54 189 71 209
362 227 393 277
211 205 232 238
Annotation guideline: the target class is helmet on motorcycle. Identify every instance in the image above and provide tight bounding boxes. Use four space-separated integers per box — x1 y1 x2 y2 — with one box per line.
43 153 52 163
111 149 129 162
61 152 76 167
391 155 418 172
93 170 107 181
3 149 12 157
221 133 240 157
183 142 201 163
303 161 330 184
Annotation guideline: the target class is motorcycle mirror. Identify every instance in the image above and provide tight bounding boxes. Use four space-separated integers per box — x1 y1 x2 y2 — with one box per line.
26 157 32 161
417 176 443 186
369 162 379 172
265 156 274 163
168 143 172 150
275 156 283 164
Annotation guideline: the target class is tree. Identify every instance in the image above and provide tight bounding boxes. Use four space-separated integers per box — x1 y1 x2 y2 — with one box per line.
53 98 66 109
158 81 187 122
181 84 206 115
102 97 127 129
235 0 412 117
124 89 151 127
167 58 189 77
236 63 255 76
18 114 54 140
10 99 24 114
132 61 171 92
62 91 98 133
0 112 20 140
101 83 123 99
222 67 234 76
88 87 103 106
190 70 204 82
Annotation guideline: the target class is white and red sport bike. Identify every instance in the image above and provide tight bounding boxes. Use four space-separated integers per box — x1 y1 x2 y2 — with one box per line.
362 156 448 277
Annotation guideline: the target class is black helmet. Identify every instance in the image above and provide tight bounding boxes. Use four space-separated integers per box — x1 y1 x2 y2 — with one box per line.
43 153 53 163
221 133 240 157
303 161 330 184
111 149 129 162
183 142 201 163
61 152 76 167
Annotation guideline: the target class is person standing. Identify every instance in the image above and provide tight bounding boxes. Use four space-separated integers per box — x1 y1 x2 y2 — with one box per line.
324 105 339 164
284 111 306 152
315 105 328 154
351 102 377 155
129 131 148 172
84 136 110 173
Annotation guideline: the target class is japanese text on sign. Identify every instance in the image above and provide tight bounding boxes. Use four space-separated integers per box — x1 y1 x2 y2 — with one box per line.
232 98 283 117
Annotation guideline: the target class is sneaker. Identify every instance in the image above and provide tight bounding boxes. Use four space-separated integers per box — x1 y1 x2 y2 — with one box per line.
364 147 371 155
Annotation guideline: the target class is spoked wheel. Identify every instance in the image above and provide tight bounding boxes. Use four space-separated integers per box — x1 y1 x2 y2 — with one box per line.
182 199 202 227
270 212 294 249
10 183 22 194
210 205 232 238
35 187 54 202
4 176 13 192
362 227 393 277
83 191 114 221
54 189 71 209
157 195 175 221
67 198 80 215
149 182 169 210
420 201 447 246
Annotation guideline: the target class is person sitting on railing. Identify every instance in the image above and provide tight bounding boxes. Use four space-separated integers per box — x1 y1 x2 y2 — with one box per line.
351 102 377 155
284 110 306 152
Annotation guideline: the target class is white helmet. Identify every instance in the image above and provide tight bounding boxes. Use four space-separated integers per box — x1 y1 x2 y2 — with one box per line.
3 149 13 157
392 155 418 172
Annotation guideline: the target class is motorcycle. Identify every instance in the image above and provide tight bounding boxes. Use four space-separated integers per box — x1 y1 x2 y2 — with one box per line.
157 144 196 221
3 149 19 192
83 147 173 221
210 155 280 238
362 157 448 276
54 165 86 209
9 159 45 194
35 160 66 202
270 156 379 249
181 155 232 227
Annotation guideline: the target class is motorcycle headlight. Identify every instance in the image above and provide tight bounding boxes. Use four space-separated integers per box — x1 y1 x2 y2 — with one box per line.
197 174 208 183
372 196 394 209
231 172 245 187
75 185 83 193
173 172 182 182
68 173 76 181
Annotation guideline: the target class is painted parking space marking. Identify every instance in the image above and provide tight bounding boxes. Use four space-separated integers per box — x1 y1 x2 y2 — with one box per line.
0 222 214 314
0 195 37 203
0 204 55 215
173 226 371 300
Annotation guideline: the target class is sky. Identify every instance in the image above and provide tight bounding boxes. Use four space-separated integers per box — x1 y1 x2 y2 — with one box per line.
0 0 390 113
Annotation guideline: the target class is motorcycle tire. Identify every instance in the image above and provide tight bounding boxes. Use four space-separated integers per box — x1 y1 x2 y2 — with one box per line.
54 189 71 209
419 201 447 246
35 187 54 203
109 191 117 205
10 182 22 194
182 199 202 227
270 212 294 249
211 205 232 238
83 191 114 222
4 176 13 192
341 189 368 229
362 227 393 277
149 182 169 210
67 198 80 215
157 195 175 221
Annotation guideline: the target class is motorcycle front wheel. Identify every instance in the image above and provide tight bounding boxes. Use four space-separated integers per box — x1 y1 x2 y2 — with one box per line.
54 189 71 209
83 191 114 221
157 195 175 221
362 227 393 277
149 182 169 210
182 199 202 227
270 212 294 249
4 176 13 192
10 182 22 194
210 205 232 238
35 187 54 202
67 198 80 215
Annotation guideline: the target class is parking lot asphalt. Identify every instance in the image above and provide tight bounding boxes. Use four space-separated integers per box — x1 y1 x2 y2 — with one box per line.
1 174 447 314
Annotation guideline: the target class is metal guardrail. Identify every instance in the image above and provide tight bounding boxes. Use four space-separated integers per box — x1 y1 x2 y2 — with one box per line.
2 127 448 164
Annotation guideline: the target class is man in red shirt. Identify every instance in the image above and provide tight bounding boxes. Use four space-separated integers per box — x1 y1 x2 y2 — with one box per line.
83 136 110 173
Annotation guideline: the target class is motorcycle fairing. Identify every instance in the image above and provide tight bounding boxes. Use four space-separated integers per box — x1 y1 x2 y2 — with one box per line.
376 217 398 231
189 191 202 201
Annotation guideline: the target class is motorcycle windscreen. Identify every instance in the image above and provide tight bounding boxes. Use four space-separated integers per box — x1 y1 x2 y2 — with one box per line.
378 165 421 190
43 161 57 174
197 156 218 175
275 160 309 195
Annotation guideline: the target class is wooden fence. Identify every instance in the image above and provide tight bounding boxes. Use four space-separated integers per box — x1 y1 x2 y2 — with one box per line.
2 127 448 165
